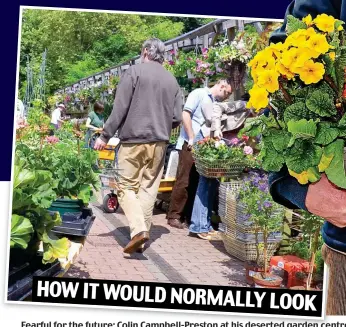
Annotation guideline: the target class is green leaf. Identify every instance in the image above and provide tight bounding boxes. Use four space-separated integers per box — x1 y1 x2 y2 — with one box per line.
315 122 339 145
265 129 291 152
339 114 346 129
287 119 317 139
306 90 337 117
338 115 346 137
42 233 70 264
284 102 311 123
239 117 264 137
10 214 34 249
286 15 307 34
261 144 285 172
323 54 334 76
325 139 346 188
286 140 322 173
77 184 92 205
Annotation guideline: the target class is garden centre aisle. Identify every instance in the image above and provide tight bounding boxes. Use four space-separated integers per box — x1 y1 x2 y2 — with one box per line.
65 193 247 286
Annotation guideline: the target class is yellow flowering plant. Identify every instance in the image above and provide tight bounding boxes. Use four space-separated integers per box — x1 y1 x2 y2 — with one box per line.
241 14 346 189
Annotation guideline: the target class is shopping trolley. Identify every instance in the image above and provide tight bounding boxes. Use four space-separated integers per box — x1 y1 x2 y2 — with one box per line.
89 131 121 212
99 168 121 213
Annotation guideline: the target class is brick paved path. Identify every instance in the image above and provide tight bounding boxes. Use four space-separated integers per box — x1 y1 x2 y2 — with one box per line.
66 196 247 287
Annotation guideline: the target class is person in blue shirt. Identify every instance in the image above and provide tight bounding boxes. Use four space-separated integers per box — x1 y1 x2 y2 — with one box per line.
166 79 233 229
270 0 346 315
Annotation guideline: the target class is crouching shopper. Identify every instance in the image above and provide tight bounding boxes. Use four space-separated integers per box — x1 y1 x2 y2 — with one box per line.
189 98 251 240
94 38 182 254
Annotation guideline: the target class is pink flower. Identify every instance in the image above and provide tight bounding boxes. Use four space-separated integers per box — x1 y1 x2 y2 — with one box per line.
46 136 60 144
202 48 208 54
243 146 253 155
230 138 240 145
168 60 175 65
242 135 249 142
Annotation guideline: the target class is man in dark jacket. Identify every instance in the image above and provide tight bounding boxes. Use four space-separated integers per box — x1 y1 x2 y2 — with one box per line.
270 0 346 315
95 38 182 254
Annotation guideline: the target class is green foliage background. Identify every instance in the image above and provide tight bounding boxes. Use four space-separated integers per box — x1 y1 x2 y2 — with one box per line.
19 9 213 97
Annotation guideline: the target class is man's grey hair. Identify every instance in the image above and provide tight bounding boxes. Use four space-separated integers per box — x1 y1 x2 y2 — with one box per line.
142 38 166 64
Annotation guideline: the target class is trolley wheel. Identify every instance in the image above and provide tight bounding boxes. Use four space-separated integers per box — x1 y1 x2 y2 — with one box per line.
103 193 119 213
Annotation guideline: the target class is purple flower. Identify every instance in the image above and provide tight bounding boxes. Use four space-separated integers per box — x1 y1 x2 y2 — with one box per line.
263 201 272 208
230 138 240 145
258 183 268 192
168 60 175 65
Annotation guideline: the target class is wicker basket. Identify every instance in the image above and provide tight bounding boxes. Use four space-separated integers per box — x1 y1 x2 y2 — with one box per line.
193 152 246 179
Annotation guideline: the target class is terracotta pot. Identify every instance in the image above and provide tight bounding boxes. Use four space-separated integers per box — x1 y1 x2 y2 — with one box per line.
245 262 265 286
253 273 283 288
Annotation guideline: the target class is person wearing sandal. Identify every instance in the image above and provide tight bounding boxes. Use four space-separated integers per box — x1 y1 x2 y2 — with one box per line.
189 97 251 240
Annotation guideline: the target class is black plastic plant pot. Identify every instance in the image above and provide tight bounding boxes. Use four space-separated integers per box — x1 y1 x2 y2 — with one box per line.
8 256 61 301
9 234 41 270
51 208 95 237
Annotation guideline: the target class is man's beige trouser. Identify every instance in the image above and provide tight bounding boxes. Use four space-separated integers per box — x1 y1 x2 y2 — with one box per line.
116 142 166 239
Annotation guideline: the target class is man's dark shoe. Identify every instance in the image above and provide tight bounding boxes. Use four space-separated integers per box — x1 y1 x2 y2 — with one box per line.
167 218 184 229
123 231 149 254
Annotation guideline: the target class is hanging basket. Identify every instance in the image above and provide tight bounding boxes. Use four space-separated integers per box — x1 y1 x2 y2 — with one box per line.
224 60 246 91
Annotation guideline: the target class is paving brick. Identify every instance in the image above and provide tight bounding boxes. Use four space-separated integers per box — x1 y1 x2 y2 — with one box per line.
66 202 247 287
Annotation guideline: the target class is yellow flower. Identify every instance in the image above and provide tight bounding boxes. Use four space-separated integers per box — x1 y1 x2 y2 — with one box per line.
251 70 258 84
281 48 311 72
248 86 269 111
267 42 284 59
338 24 344 31
257 70 280 93
276 62 295 80
305 27 318 38
249 49 276 72
296 59 325 84
314 14 336 33
303 14 313 26
307 34 331 56
329 52 336 61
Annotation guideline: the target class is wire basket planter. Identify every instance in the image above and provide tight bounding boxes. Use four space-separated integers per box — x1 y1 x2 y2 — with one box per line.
218 180 242 219
192 152 247 179
219 224 281 264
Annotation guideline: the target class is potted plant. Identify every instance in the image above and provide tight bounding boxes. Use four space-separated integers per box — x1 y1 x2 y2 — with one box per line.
291 210 325 290
238 171 284 288
10 155 70 268
242 14 346 189
192 137 255 179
